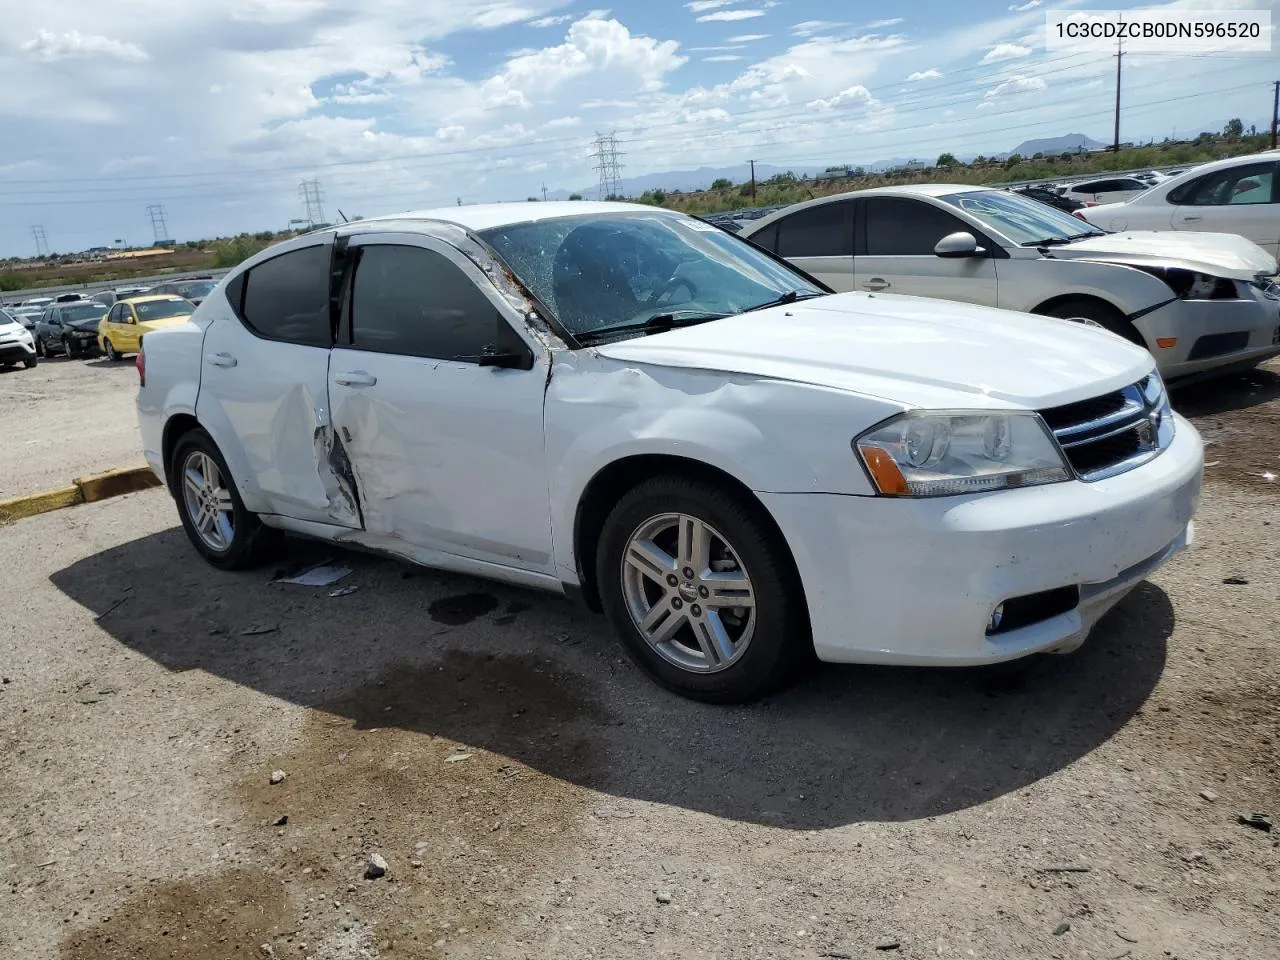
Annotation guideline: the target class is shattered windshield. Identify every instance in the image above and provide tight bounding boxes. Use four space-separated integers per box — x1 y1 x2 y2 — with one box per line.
479 211 823 341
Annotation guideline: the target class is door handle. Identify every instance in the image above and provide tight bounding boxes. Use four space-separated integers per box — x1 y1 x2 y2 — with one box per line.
334 371 377 387
206 352 237 368
863 278 891 291
1179 215 1202 222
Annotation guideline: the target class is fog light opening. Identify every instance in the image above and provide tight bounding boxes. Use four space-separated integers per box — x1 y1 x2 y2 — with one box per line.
988 603 1004 634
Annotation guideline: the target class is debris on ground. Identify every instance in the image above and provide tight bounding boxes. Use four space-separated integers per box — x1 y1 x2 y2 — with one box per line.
1036 864 1090 873
1222 576 1249 585
328 585 360 598
1115 929 1139 943
272 814 289 826
1237 812 1272 832
1199 789 1219 802
269 770 286 785
241 623 279 636
654 888 672 904
874 939 901 951
1053 921 1071 935
272 563 351 587
365 853 388 879
444 753 473 763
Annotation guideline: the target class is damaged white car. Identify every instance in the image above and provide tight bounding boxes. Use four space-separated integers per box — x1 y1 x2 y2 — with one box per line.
741 185 1280 380
137 202 1202 702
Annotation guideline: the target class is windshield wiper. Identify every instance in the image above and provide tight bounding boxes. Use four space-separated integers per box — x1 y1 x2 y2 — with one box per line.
1024 233 1102 247
743 290 824 312
575 310 729 346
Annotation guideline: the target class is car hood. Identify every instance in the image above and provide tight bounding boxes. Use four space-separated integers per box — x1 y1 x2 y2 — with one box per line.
68 316 106 332
1051 230 1277 280
594 292 1153 410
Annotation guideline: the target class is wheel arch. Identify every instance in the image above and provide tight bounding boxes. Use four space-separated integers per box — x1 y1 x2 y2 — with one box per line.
1029 291 1127 319
161 413 202 492
570 453 806 615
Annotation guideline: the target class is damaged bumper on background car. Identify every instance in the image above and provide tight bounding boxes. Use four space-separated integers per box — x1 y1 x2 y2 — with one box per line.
1133 277 1280 379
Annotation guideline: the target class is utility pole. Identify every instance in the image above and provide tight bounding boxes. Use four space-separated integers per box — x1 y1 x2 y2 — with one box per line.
541 183 548 202
146 204 170 245
591 132 624 200
1112 37 1123 154
298 179 325 228
748 159 757 199
1271 79 1278 150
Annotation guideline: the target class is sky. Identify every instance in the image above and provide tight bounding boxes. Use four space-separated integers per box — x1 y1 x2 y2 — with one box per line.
1 0 1276 256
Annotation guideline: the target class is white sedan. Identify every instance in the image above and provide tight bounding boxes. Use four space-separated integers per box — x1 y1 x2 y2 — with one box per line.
1081 151 1280 260
1056 176 1150 206
137 202 1202 702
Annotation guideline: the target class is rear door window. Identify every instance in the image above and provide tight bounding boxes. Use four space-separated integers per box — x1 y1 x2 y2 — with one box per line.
239 244 332 347
774 202 852 257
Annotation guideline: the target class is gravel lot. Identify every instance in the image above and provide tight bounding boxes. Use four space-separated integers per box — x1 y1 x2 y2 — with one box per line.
0 354 143 499
1 361 1277 960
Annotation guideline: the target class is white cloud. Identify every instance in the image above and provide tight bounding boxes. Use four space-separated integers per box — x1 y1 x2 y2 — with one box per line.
726 33 769 42
979 42 1031 64
704 55 744 62
21 29 148 63
984 75 1046 98
686 0 734 9
698 9 766 22
863 18 904 28
906 68 942 81
435 125 466 141
807 84 878 111
791 20 845 37
1008 0 1042 10
528 13 573 26
690 45 745 51
545 115 581 127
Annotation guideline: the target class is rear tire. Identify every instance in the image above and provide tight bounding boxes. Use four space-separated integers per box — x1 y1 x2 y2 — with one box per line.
170 427 273 570
104 340 119 362
1037 297 1144 346
596 474 809 703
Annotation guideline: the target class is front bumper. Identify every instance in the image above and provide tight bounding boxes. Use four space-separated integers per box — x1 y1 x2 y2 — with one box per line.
1135 286 1280 379
62 330 99 352
0 338 36 361
759 413 1203 666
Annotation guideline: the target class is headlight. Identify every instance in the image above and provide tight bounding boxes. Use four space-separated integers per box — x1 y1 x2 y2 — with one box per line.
1136 266 1236 300
855 411 1070 497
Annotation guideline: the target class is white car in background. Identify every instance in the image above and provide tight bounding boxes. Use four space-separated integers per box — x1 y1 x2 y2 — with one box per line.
0 309 38 369
1056 176 1150 206
741 185 1280 380
1081 152 1280 260
138 202 1202 703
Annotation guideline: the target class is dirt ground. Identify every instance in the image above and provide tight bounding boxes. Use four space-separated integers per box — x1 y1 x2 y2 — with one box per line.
1 362 1278 960
0 354 143 499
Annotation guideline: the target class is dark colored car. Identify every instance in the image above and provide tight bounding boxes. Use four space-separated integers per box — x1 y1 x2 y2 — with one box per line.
1011 186 1085 213
150 278 216 305
32 301 109 358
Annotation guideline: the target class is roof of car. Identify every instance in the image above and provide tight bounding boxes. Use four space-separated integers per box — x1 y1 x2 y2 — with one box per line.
740 184 989 235
120 294 185 304
369 200 654 232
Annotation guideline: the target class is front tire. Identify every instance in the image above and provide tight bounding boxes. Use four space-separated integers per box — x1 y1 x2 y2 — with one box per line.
1037 297 1144 346
34 338 46 359
596 475 809 703
23 355 37 369
170 428 273 570
104 339 119 362
62 336 76 358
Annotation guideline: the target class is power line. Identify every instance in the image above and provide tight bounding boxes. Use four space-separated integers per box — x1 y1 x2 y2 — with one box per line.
592 132 624 199
31 225 48 257
146 203 170 244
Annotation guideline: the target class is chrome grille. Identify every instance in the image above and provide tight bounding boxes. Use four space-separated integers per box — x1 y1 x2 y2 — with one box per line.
1039 375 1174 482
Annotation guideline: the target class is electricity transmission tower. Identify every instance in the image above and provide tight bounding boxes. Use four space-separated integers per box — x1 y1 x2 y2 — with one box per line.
146 204 171 244
591 132 624 200
31 225 49 257
299 179 326 228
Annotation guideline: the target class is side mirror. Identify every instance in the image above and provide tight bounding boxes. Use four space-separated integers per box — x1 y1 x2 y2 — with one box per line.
934 231 984 258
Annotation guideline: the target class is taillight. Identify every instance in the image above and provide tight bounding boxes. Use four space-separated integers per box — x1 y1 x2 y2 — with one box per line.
1071 210 1088 220
136 342 146 387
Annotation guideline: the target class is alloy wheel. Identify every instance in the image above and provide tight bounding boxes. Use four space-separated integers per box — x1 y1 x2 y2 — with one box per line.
104 340 117 361
181 450 235 551
620 513 756 673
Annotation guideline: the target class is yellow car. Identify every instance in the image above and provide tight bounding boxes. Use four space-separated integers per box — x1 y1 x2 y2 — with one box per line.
98 295 196 361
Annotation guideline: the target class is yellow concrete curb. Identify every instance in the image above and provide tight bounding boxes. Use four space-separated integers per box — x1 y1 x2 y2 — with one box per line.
0 467 162 524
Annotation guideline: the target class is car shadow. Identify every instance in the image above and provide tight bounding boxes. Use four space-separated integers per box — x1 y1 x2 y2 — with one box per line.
50 529 1173 829
1171 363 1280 418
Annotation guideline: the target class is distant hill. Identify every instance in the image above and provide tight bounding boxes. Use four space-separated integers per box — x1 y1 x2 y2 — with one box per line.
1012 133 1106 157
